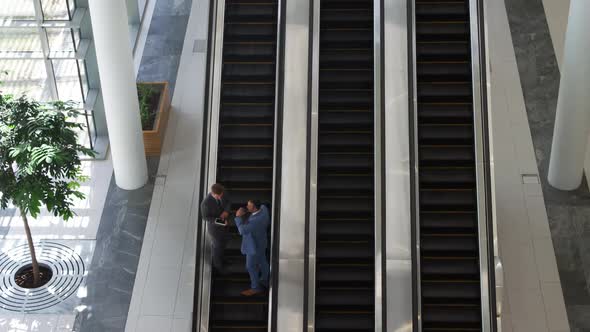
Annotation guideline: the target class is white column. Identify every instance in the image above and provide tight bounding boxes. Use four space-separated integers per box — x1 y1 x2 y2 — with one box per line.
548 0 590 191
88 0 148 190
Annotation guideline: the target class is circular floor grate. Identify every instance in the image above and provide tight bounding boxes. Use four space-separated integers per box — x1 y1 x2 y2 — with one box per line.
0 242 86 312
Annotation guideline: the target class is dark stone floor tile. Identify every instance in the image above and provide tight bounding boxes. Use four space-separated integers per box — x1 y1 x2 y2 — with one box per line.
567 305 590 332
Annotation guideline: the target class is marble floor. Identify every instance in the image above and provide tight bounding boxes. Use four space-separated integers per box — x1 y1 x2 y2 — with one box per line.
137 0 193 97
75 158 159 332
504 0 590 330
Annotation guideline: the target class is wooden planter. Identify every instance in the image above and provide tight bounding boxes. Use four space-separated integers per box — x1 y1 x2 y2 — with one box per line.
140 82 170 156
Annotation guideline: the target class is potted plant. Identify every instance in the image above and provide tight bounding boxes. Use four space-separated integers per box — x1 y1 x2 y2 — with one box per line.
137 82 171 156
0 93 95 288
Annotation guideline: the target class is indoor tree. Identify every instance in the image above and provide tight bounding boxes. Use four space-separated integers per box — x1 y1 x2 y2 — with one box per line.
0 93 95 287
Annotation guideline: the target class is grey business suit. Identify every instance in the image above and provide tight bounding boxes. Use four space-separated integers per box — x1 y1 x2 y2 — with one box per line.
200 193 232 270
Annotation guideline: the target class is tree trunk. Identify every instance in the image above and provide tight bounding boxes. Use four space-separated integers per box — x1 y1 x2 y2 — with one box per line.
21 210 40 286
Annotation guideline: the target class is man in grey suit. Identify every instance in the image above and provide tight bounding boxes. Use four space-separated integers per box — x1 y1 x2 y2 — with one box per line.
200 183 232 273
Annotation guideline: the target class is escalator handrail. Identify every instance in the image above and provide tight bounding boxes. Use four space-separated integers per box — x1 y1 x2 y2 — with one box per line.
469 0 498 330
408 0 421 329
268 0 286 329
305 0 320 328
194 0 227 329
373 0 386 330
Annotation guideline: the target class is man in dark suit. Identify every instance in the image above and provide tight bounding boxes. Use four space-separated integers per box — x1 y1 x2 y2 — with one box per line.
200 183 232 273
234 199 270 296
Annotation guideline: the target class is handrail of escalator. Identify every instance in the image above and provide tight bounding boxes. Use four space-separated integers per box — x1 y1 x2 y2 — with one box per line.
193 0 225 330
408 0 421 329
469 0 497 330
470 0 500 329
268 0 286 329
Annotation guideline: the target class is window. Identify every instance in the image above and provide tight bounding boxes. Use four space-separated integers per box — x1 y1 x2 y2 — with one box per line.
0 0 98 150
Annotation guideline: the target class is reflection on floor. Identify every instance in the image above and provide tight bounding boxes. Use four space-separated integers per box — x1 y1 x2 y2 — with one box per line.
76 158 159 331
137 0 194 97
504 0 590 330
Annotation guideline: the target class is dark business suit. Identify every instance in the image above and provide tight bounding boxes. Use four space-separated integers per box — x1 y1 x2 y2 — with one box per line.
200 193 232 270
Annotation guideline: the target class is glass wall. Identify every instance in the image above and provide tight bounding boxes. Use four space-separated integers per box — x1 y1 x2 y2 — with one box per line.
0 0 96 150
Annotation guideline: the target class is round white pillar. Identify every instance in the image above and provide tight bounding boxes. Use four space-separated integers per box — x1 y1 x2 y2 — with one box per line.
88 0 148 190
548 0 590 191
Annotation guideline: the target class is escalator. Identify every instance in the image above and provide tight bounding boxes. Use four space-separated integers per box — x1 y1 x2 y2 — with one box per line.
208 0 278 330
414 0 483 330
314 0 375 330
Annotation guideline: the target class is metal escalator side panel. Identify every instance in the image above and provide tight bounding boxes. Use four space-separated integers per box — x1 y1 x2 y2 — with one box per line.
373 0 386 330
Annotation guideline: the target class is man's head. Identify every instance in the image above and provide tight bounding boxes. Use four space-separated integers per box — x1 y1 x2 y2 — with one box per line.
247 199 262 213
211 183 225 200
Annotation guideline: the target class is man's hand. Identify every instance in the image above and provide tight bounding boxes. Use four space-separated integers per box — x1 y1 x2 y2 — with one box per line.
220 211 229 220
236 208 246 217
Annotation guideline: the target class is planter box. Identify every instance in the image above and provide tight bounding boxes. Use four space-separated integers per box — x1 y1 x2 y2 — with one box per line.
140 82 170 156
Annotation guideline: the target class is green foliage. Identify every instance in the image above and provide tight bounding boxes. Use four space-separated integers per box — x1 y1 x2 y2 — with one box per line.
0 93 96 220
137 84 158 130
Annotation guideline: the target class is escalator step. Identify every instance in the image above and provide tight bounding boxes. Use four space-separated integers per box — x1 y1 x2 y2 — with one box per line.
416 22 469 42
419 145 474 165
416 3 468 21
418 102 472 123
316 264 373 284
321 30 373 48
421 211 477 232
317 241 374 259
219 146 273 164
210 320 267 332
219 124 274 142
422 280 480 304
316 288 373 308
418 124 473 144
315 312 374 331
419 167 475 188
318 219 374 237
422 305 481 328
318 196 374 216
417 42 470 62
417 61 471 81
320 9 372 29
221 103 274 124
420 189 476 209
320 49 373 67
319 154 374 172
417 82 472 102
421 257 478 279
217 167 273 185
319 174 373 193
421 234 478 255
319 110 373 128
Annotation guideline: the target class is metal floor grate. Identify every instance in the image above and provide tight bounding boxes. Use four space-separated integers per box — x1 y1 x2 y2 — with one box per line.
0 242 86 312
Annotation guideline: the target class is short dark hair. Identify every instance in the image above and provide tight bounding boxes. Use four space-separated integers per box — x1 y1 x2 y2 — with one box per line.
248 199 262 210
211 183 224 195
